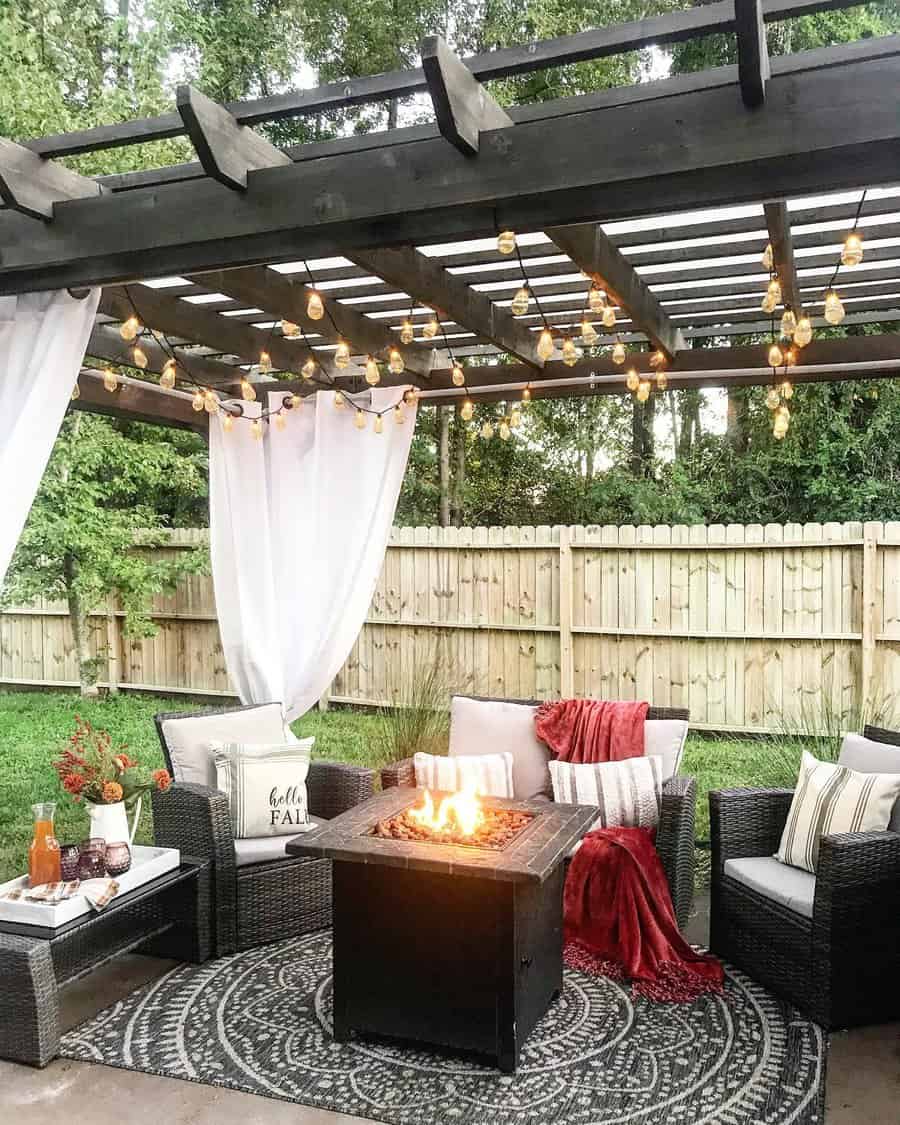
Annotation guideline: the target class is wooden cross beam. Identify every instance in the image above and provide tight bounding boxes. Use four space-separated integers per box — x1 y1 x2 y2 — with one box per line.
421 35 514 155
349 245 546 368
735 0 770 108
189 266 438 380
74 368 208 432
87 322 241 386
547 225 686 360
763 200 804 314
0 137 101 221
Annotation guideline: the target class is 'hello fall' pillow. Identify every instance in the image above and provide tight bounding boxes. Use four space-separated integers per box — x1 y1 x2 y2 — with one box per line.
211 739 314 839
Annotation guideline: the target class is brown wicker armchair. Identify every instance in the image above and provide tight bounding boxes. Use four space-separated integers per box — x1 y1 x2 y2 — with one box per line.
152 704 375 956
710 724 900 1029
381 700 697 931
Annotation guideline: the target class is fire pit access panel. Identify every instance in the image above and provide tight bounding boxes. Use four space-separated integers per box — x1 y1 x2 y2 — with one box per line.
287 788 597 1071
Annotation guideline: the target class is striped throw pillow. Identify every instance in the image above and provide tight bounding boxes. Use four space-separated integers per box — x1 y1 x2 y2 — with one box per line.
212 739 314 839
548 756 663 830
776 750 900 872
413 751 514 798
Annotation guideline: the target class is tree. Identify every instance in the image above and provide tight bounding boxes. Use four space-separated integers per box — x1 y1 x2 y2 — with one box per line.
1 415 208 696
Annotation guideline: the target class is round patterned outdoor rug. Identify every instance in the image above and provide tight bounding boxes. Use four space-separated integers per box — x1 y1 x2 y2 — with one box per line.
60 931 824 1125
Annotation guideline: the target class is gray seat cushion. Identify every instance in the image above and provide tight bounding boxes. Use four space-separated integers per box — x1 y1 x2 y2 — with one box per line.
724 856 816 919
644 719 688 781
160 703 288 787
234 816 326 867
839 733 900 831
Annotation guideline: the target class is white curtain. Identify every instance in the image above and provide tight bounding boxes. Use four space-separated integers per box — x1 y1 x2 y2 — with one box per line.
0 289 101 587
209 387 417 720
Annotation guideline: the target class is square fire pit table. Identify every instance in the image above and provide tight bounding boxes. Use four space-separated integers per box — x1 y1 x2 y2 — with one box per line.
286 787 595 1072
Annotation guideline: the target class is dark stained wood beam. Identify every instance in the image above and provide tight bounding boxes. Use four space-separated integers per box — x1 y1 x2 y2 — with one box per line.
176 86 291 191
0 137 101 221
349 245 545 368
735 0 770 108
73 368 208 432
87 322 241 386
190 266 438 379
763 200 804 313
547 224 686 359
2 46 900 293
421 36 513 156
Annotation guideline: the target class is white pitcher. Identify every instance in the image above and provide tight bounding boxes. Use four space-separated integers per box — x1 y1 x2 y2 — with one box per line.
86 798 141 845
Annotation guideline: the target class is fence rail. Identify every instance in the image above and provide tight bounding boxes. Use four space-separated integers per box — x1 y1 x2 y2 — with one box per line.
2 521 899 731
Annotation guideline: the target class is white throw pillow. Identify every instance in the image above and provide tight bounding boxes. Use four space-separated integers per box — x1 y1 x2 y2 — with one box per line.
644 719 688 781
212 739 315 839
838 733 900 832
413 751 515 798
449 696 551 800
776 750 900 873
160 703 289 787
548 756 664 831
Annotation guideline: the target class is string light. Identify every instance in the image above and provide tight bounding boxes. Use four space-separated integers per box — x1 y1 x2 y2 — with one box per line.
191 389 204 412
499 420 511 441
625 368 640 392
588 286 605 315
562 337 578 367
388 348 405 375
480 420 494 440
70 383 80 401
773 404 790 440
103 366 118 393
400 319 415 344
120 316 140 341
290 394 302 409
509 407 522 428
497 230 516 255
274 412 287 431
511 286 530 316
240 378 256 401
537 328 555 361
824 289 845 325
601 305 616 329
355 409 367 430
794 317 813 348
612 341 626 365
374 414 384 434
365 356 381 386
404 388 419 406
334 390 345 408
222 412 234 433
780 380 794 400
768 343 784 368
581 319 598 347
656 370 668 391
394 403 405 424
636 380 651 403
452 363 465 387
335 340 351 369
251 418 263 441
460 399 474 422
522 386 532 403
132 345 148 370
307 289 324 320
762 277 781 313
302 357 317 380
766 386 781 410
204 388 219 414
784 347 797 368
649 349 666 370
423 312 439 339
762 243 774 271
160 359 177 390
281 319 300 339
841 232 864 267
780 309 797 338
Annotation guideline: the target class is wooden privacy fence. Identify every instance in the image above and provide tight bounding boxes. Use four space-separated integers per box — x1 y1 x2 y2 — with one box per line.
1 522 899 732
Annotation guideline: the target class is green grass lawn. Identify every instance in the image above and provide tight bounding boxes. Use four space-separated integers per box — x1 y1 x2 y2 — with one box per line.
0 689 805 882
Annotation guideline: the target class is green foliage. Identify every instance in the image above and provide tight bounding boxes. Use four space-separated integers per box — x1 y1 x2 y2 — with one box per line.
372 660 450 768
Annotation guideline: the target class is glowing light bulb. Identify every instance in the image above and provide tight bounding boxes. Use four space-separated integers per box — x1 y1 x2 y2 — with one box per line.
776 404 790 425
388 347 404 375
480 420 494 440
222 412 234 433
452 363 465 387
562 337 578 367
365 356 381 385
302 357 317 380
589 286 605 315
335 340 351 369
768 343 784 368
120 316 140 341
394 403 404 424
251 418 263 441
241 378 256 401
767 277 782 305
400 319 415 345
649 350 665 370
355 409 367 430
824 289 845 325
766 386 781 410
841 232 863 267
625 368 640 392
191 389 204 412
612 341 626 365
103 366 118 393
499 420 511 441
511 286 530 316
132 345 148 370
290 394 302 409
762 243 774 271
460 399 474 422
160 359 177 390
636 380 651 403
783 347 797 369
307 290 324 320
497 230 516 255
70 383 80 400
761 292 777 315
281 319 300 338
794 317 813 348
536 329 555 361
274 412 287 431
423 314 439 339
403 388 419 407
204 389 219 414
509 407 522 428
258 351 272 375
780 309 797 338
780 380 794 400
522 386 531 403
581 319 598 347
374 413 384 434
334 390 345 409
656 371 668 391
602 305 616 329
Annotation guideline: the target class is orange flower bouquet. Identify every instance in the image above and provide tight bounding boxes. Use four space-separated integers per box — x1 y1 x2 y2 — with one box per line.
54 716 171 808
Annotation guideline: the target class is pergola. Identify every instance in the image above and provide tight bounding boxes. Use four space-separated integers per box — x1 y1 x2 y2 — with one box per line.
2 0 900 433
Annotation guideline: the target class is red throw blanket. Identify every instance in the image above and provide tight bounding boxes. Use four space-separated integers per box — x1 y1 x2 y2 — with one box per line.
565 827 724 1002
535 698 648 763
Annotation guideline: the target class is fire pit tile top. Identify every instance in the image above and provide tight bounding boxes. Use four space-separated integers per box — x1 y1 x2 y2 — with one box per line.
285 787 597 884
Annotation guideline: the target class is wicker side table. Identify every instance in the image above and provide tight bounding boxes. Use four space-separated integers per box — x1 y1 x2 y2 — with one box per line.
0 858 210 1067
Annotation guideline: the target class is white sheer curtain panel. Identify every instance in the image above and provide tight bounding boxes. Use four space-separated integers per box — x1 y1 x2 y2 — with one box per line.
0 288 100 586
209 388 417 721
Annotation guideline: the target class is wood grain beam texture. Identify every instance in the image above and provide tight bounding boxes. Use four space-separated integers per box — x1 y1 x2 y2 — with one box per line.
74 368 208 432
87 322 240 386
735 0 770 107
763 200 804 313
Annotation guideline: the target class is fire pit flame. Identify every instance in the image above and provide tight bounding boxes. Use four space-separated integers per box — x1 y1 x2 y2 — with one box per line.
409 782 484 837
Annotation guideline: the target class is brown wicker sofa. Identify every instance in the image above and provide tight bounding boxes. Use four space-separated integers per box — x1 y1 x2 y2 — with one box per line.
381 697 697 930
152 703 375 956
709 724 900 1029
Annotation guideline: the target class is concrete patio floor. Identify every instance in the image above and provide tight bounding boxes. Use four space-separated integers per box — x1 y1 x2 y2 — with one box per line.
1 894 897 1124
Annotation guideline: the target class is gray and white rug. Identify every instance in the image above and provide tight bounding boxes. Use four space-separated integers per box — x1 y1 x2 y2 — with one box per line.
61 931 825 1124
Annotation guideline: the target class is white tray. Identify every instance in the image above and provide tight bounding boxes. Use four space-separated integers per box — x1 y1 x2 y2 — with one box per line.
0 845 181 930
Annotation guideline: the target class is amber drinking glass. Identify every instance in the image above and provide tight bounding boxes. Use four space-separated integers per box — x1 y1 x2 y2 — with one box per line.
29 802 61 887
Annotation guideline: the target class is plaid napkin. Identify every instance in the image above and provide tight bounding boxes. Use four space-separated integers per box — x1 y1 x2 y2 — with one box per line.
5 878 120 911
